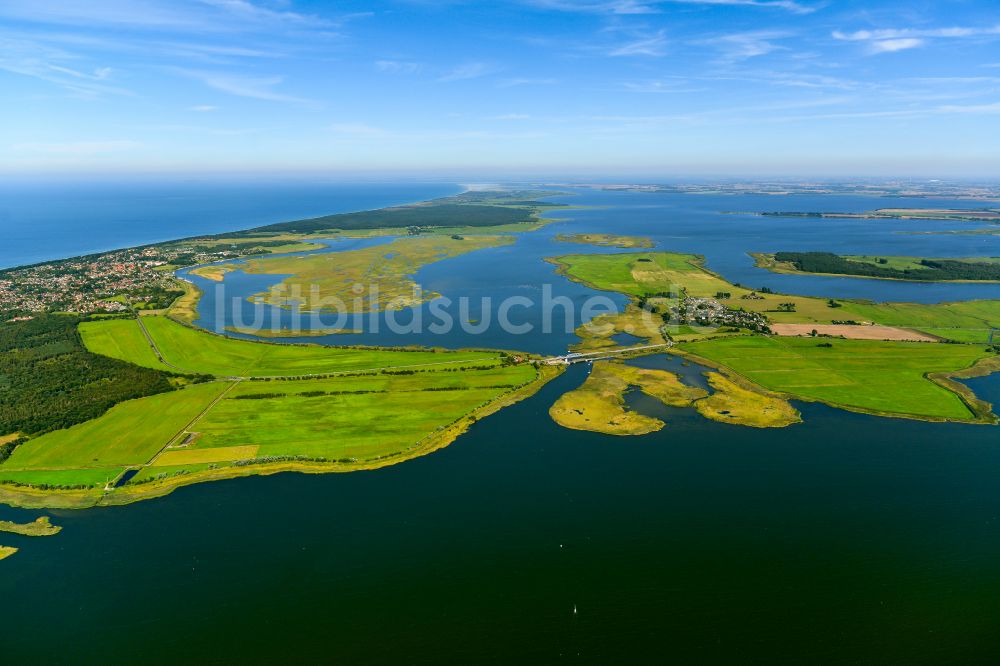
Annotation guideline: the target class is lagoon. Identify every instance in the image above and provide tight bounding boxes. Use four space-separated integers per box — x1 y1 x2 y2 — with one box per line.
3 184 1000 662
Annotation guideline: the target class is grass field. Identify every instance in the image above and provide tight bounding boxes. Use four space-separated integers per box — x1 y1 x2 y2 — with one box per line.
0 468 124 488
4 314 549 501
548 250 999 422
679 336 991 420
83 315 504 377
552 251 1000 339
190 367 535 460
550 252 730 297
79 319 166 370
3 382 231 471
845 255 1000 271
242 234 514 312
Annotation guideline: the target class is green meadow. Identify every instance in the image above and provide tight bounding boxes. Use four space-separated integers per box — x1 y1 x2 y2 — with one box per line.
189 366 536 462
552 250 1000 340
79 319 165 370
549 250 998 422
4 382 230 472
2 314 549 503
679 336 991 420
82 315 503 377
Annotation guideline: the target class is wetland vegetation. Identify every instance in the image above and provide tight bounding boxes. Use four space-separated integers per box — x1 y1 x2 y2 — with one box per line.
0 516 62 536
547 250 999 426
242 234 514 312
555 233 653 249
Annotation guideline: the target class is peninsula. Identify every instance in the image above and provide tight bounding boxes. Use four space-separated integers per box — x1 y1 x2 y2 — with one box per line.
547 250 999 432
0 191 566 510
753 252 1000 282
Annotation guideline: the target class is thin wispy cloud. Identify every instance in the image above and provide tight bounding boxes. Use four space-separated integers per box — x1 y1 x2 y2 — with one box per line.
0 0 334 31
610 31 668 56
175 68 314 104
376 60 422 74
622 79 704 93
834 24 1000 54
522 1 659 15
0 36 131 97
524 0 815 14
674 0 815 13
869 38 923 53
700 31 788 61
438 62 495 82
497 77 557 88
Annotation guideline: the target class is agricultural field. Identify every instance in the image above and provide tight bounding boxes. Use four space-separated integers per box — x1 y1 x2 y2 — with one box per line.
549 250 999 423
242 233 514 312
3 382 230 472
550 251 730 297
184 366 536 462
679 336 992 420
552 250 1000 339
2 313 552 505
79 318 165 370
83 315 503 377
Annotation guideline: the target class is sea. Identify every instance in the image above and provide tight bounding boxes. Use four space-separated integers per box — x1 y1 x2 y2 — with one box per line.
3 180 1000 663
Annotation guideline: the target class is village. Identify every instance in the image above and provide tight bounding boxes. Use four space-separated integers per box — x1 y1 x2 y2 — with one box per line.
668 296 772 333
0 239 282 318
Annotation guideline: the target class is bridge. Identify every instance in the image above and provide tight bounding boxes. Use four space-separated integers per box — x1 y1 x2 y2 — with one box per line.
542 342 673 365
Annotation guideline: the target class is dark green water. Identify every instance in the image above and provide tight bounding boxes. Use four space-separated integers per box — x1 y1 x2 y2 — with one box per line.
3 368 1000 663
4 188 1000 663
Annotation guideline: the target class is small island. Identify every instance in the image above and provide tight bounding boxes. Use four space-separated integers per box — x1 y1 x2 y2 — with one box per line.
0 545 16 561
549 361 799 434
747 208 1000 222
0 516 62 536
753 252 1000 282
554 233 654 249
224 326 363 338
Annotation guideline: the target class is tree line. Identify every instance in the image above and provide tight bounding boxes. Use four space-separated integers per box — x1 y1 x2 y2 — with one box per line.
0 315 199 438
774 252 1000 281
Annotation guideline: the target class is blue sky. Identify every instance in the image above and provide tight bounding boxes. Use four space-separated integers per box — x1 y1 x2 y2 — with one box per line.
2 0 999 177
